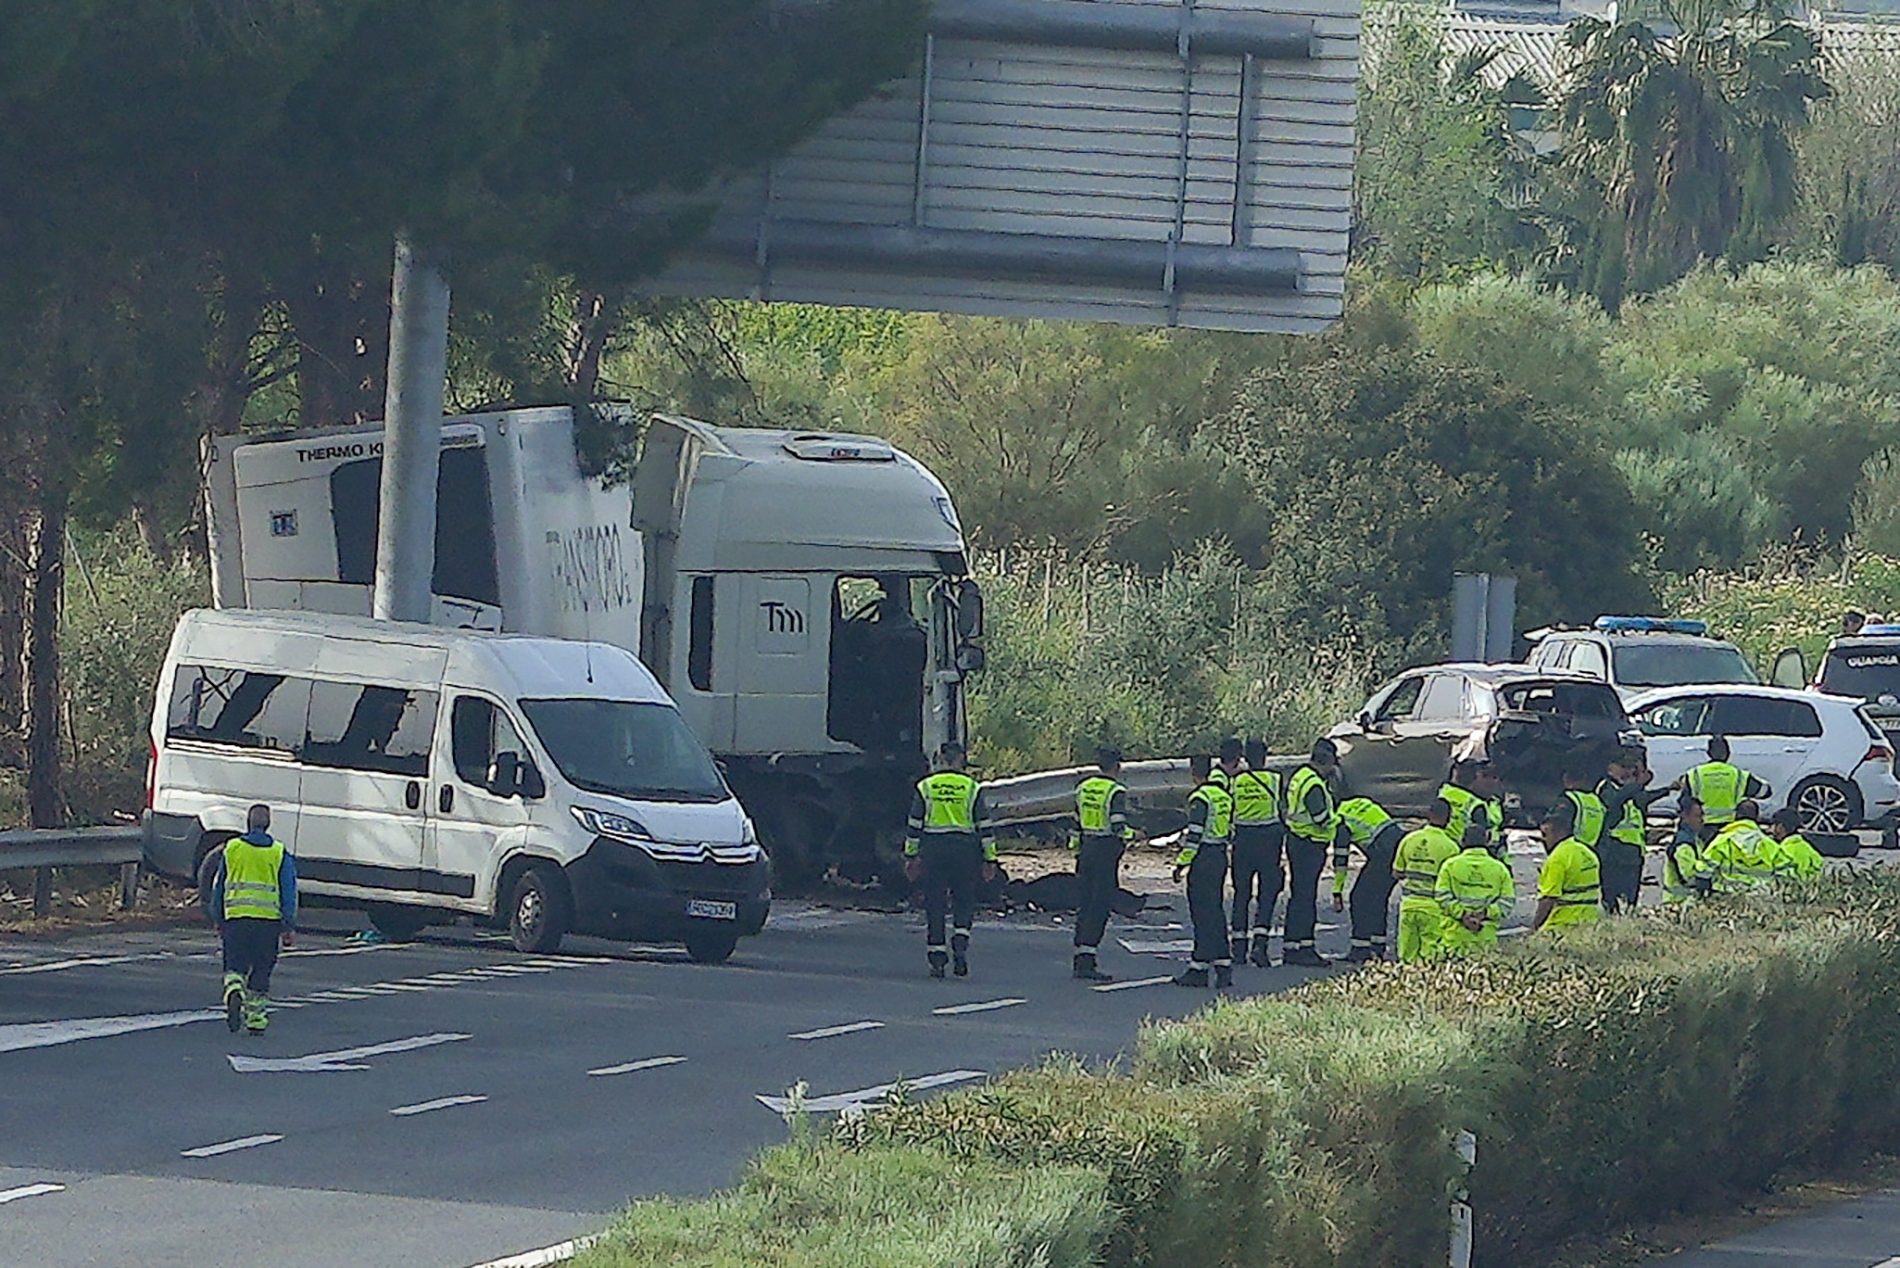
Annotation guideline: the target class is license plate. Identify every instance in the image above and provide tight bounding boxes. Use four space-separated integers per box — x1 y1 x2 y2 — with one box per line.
686 899 737 921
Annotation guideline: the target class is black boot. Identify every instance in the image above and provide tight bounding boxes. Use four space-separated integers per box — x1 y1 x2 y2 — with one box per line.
1230 934 1249 965
927 948 948 979
1283 945 1331 968
1171 966 1210 988
1073 952 1113 982
1213 963 1234 989
1250 934 1274 968
951 933 970 977
1343 942 1378 964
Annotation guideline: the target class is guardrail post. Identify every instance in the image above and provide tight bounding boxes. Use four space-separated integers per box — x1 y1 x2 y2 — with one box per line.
119 862 140 911
1450 1129 1477 1268
32 867 52 918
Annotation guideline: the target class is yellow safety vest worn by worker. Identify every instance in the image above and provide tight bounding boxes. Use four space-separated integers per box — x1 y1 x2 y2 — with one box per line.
1435 846 1515 954
1538 838 1601 928
1661 836 1710 903
1231 769 1282 826
223 837 286 922
1075 775 1130 842
1771 831 1825 880
1286 765 1334 845
1565 789 1607 848
1332 796 1393 896
1599 778 1645 848
906 771 996 860
1176 780 1235 866
1438 783 1504 855
1686 762 1746 825
1394 824 1459 962
1705 819 1776 893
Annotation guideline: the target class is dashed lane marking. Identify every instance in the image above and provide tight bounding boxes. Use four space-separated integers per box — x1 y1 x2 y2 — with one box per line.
1092 975 1175 992
0 953 167 976
588 1055 688 1077
390 1094 488 1117
181 1134 283 1158
931 998 1027 1016
756 1070 985 1115
0 1183 65 1204
788 1020 885 1041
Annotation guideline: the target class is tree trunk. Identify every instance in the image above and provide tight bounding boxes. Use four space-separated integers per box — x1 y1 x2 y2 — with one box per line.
564 289 617 399
22 491 65 828
0 501 25 770
285 249 392 428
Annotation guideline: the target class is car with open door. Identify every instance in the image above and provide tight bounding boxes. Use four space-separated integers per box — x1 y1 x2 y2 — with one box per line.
1627 683 1900 834
1328 664 1633 821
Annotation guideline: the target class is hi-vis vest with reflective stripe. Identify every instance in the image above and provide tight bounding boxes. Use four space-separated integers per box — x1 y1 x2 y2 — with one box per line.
1286 765 1333 843
1336 797 1393 846
1189 782 1234 844
1707 820 1776 892
917 772 980 832
1076 776 1126 836
1600 779 1644 846
1565 789 1607 846
223 838 285 921
1438 783 1483 846
1394 825 1459 901
1662 838 1706 902
1231 769 1281 825
1687 762 1745 823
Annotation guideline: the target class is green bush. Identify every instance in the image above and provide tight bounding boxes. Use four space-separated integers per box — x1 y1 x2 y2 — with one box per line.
574 875 1900 1268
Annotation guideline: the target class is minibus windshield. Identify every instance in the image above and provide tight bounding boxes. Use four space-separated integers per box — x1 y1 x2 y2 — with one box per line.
520 699 729 803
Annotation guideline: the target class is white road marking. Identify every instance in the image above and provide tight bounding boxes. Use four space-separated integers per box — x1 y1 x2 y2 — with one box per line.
756 1069 985 1115
1092 974 1175 992
181 1134 283 1158
0 1183 65 1204
378 982 436 992
931 998 1027 1016
0 1009 219 1054
0 953 162 976
466 1235 599 1268
788 1020 885 1041
390 1094 489 1117
229 1031 472 1073
1117 938 1195 955
588 1055 688 1077
1871 1257 1900 1268
280 944 393 958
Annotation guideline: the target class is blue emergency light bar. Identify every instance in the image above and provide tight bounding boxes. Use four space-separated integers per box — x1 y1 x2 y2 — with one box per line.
1594 616 1710 636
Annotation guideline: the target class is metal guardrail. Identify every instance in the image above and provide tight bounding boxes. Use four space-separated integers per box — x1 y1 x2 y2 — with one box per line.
982 755 1310 827
0 825 144 915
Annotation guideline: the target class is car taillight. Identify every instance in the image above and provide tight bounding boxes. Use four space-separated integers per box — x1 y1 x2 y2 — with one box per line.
1867 744 1892 766
145 739 158 810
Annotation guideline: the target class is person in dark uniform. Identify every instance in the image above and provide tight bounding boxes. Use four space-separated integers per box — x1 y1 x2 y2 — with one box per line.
1171 754 1234 988
1070 746 1133 982
1228 738 1285 968
903 743 996 978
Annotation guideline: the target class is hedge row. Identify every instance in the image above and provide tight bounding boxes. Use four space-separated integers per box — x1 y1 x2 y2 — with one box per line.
576 874 1900 1268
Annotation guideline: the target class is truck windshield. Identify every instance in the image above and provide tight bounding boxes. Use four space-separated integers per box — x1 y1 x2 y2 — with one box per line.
519 699 729 804
1611 643 1757 689
1819 649 1900 701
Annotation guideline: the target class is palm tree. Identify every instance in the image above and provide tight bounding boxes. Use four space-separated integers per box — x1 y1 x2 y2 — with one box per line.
1553 0 1828 310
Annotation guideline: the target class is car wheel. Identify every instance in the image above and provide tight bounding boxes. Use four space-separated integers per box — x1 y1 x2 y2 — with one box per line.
368 905 431 942
1792 775 1862 835
683 930 739 964
507 862 571 954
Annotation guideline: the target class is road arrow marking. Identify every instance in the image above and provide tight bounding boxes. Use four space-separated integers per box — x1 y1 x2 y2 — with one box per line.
0 1009 219 1054
390 1094 487 1117
181 1134 283 1158
1092 974 1175 992
931 998 1026 1015
588 1055 688 1077
788 1020 885 1041
0 1183 65 1204
756 1069 984 1115
228 1031 472 1073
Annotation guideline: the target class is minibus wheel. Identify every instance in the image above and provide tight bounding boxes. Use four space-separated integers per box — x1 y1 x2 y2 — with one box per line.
507 862 571 954
684 930 739 964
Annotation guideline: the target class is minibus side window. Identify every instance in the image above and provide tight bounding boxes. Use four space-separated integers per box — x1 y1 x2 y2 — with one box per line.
303 680 438 777
451 696 525 793
167 666 309 753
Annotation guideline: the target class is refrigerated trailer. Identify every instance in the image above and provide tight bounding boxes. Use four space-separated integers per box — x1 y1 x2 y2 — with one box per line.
201 407 984 881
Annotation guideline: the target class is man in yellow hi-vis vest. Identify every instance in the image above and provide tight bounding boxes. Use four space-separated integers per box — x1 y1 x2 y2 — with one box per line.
1172 754 1235 988
1672 736 1769 843
204 804 298 1035
904 742 997 978
1071 746 1134 982
1281 738 1340 967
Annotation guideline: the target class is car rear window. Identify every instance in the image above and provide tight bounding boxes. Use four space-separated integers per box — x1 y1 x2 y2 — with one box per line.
1499 681 1624 718
1820 646 1900 700
1706 694 1822 738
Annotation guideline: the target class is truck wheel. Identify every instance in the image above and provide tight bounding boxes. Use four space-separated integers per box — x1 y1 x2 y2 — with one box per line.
1792 775 1861 835
761 802 822 887
507 863 571 954
684 930 739 964
368 905 430 942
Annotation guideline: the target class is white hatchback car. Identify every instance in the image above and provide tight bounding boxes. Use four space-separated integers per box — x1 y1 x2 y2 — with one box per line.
1627 684 1900 833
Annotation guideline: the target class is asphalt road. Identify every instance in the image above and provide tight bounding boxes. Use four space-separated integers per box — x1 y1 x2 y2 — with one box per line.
0 882 1349 1268
1657 1191 1900 1267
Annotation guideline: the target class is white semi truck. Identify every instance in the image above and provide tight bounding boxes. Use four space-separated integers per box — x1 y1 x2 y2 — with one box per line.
200 406 984 882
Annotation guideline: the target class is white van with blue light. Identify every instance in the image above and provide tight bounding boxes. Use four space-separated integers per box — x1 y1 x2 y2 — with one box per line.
143 609 769 960
1525 616 1758 704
